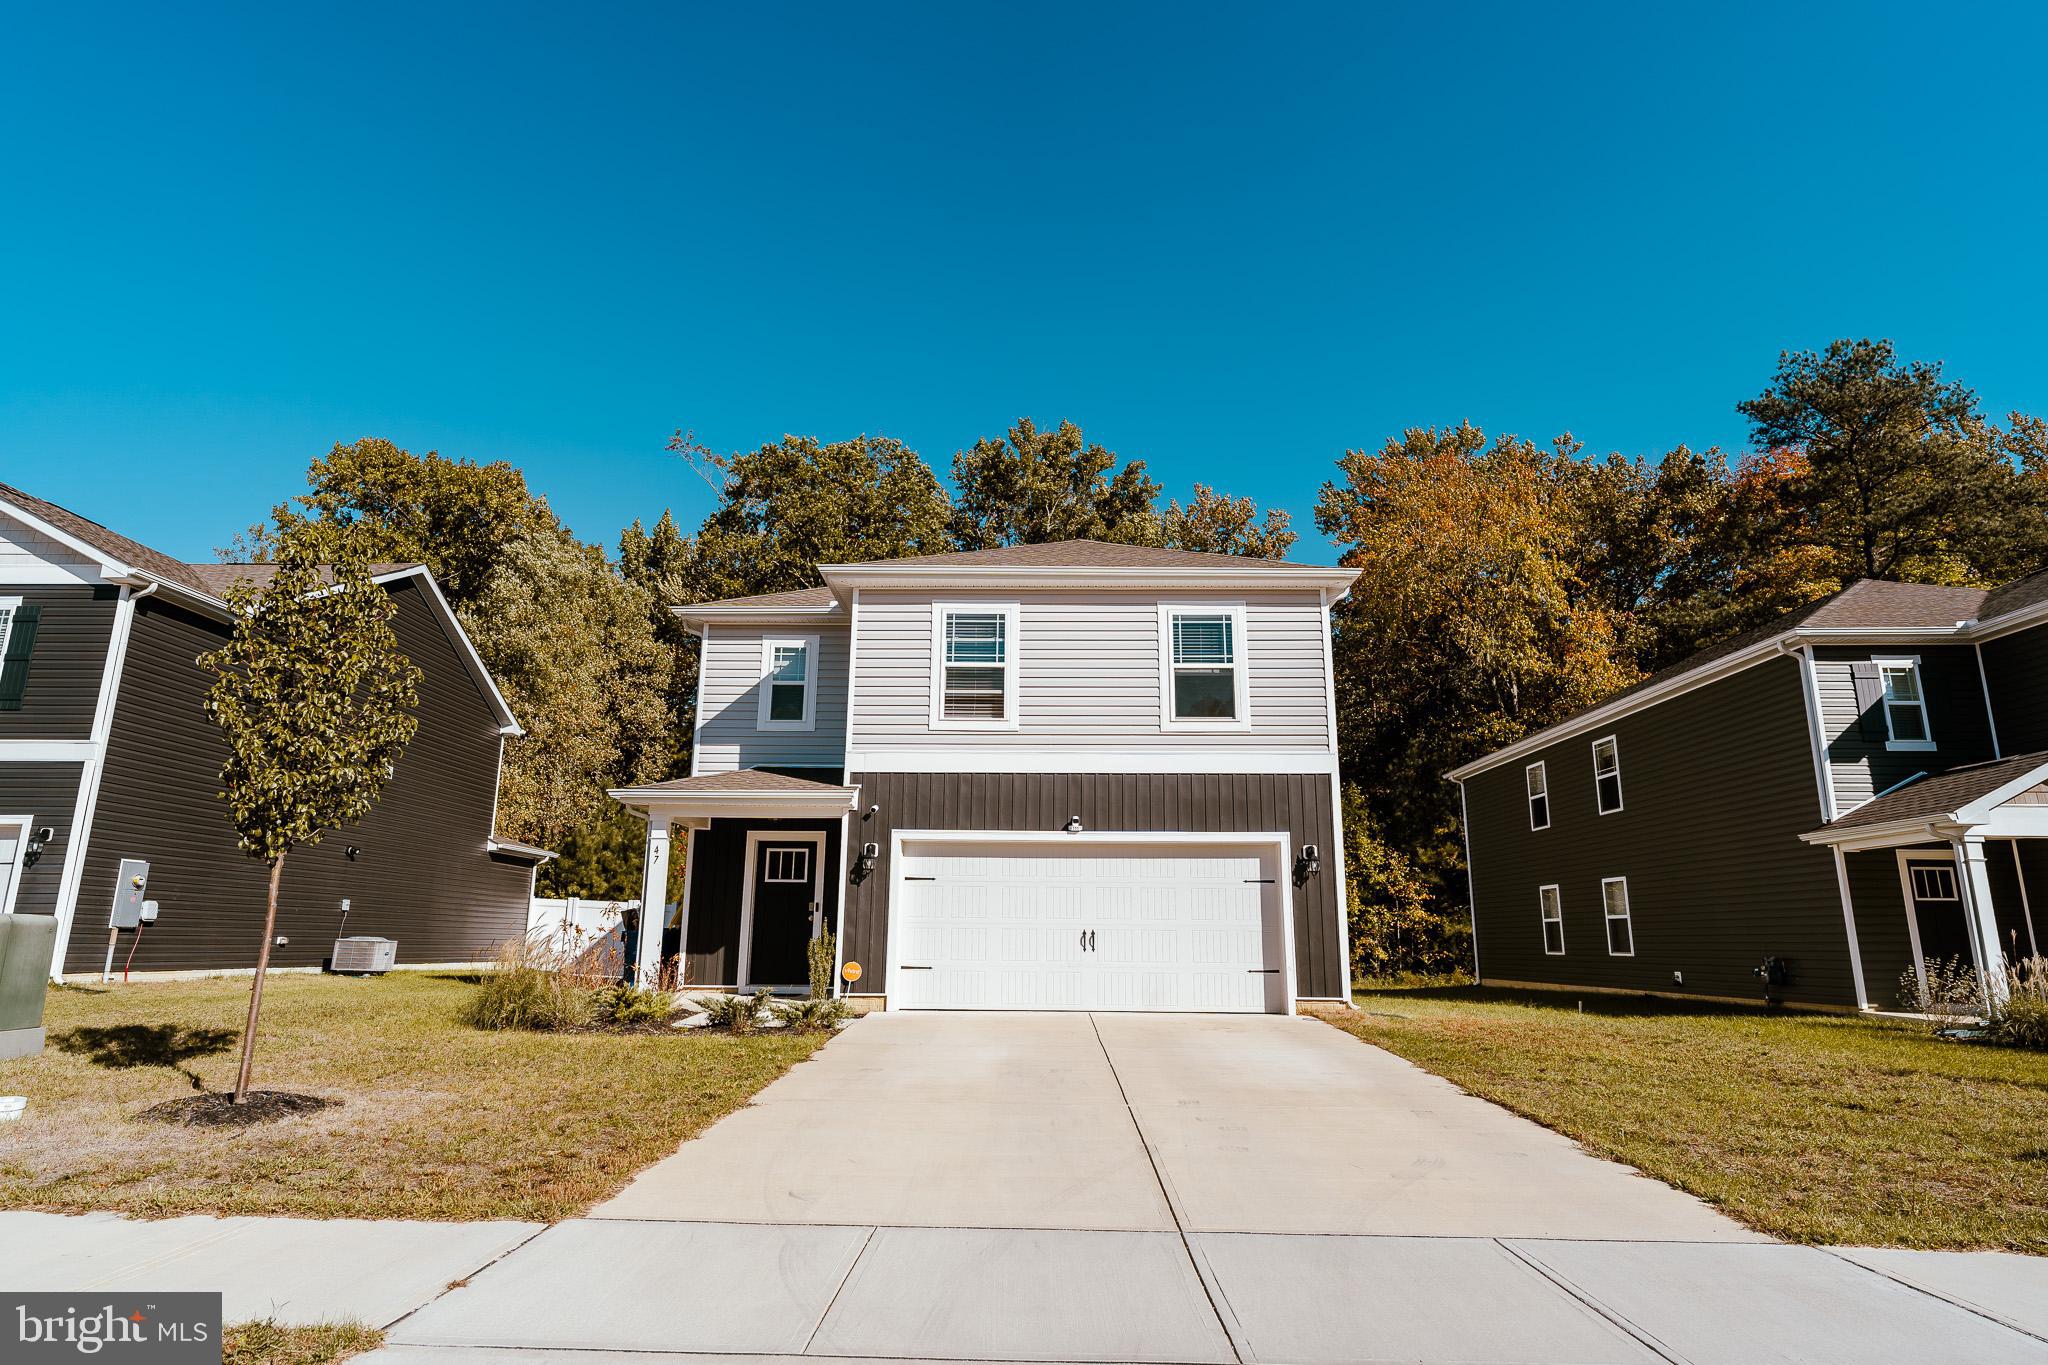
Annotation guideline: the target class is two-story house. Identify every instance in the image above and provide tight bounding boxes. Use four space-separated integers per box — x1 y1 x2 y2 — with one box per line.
608 541 1361 1013
0 482 549 981
1451 574 2048 1012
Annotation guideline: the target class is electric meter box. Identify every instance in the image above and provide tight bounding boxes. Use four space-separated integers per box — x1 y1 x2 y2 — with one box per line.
109 859 150 929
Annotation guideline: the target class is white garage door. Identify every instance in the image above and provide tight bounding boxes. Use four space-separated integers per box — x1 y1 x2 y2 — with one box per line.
890 838 1291 1013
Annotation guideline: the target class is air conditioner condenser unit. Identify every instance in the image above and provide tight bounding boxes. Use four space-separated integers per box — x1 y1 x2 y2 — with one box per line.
331 936 397 974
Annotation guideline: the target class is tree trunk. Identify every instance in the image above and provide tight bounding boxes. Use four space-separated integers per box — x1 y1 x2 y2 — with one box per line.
232 853 287 1104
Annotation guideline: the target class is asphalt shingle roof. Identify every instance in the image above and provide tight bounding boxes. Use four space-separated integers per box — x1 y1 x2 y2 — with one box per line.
622 769 854 793
1817 751 2048 832
0 481 219 595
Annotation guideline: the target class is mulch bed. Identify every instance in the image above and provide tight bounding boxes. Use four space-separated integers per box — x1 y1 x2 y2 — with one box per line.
137 1091 341 1129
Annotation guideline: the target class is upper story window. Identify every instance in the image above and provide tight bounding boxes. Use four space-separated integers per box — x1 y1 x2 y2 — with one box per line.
931 603 1019 729
1602 876 1635 956
757 636 818 731
1538 884 1564 955
1876 657 1934 750
1591 735 1623 814
1526 762 1550 830
1160 603 1249 729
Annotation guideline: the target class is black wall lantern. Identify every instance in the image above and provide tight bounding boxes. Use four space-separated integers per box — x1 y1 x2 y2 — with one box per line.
851 841 879 885
1293 843 1321 886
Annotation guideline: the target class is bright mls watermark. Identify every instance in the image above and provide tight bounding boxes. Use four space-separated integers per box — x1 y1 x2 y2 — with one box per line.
4 1294 220 1364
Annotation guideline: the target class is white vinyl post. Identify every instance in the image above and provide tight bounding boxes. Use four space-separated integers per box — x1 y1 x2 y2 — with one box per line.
636 818 671 988
1954 837 2010 1009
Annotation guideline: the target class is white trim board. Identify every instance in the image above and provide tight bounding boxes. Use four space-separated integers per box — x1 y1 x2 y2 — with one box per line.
843 747 1337 775
755 634 821 732
736 830 826 990
0 815 34 917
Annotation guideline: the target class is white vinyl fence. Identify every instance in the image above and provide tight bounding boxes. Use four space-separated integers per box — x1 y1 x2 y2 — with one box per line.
527 896 636 952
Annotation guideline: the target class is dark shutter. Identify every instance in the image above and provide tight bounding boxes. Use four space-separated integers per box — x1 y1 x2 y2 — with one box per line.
0 603 41 711
1849 661 1886 741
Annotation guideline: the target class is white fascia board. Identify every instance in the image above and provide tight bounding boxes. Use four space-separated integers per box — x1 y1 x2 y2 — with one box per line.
606 787 862 819
817 563 1361 594
374 566 523 735
669 602 843 636
0 739 98 762
845 747 1337 774
1800 816 1968 851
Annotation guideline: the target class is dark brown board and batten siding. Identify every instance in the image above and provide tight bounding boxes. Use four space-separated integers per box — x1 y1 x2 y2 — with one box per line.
840 771 1343 999
676 818 842 987
1982 622 2048 756
0 584 118 738
64 581 531 974
1463 654 1856 1007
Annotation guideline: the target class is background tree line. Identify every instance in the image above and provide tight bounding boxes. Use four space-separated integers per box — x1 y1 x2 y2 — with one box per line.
232 339 2048 976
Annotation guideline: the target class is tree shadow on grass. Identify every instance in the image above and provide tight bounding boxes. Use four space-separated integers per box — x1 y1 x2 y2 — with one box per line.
51 1024 238 1090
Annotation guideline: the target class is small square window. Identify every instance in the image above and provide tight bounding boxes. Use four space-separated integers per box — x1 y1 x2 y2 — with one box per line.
1526 762 1550 831
763 847 811 883
1910 864 1958 902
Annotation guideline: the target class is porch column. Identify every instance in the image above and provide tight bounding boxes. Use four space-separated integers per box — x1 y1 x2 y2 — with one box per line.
1953 836 2010 1009
635 816 671 989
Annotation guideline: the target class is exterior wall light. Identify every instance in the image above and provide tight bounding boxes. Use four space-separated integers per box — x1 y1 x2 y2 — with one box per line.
1064 816 1084 834
1294 844 1321 884
852 841 879 884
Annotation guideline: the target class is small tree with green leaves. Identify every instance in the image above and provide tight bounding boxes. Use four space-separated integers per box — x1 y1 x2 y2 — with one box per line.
201 531 421 1103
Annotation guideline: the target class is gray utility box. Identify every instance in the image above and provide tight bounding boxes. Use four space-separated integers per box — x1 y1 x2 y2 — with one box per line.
331 936 397 974
0 914 58 1059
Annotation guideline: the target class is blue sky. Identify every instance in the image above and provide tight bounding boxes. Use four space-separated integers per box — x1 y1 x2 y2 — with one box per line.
3 2 2044 565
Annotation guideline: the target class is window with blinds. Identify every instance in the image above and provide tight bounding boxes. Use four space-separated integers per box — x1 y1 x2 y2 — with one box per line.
1170 612 1237 719
942 612 1007 720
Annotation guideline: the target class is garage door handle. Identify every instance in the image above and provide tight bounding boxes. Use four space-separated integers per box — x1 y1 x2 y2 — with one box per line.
1087 930 1096 951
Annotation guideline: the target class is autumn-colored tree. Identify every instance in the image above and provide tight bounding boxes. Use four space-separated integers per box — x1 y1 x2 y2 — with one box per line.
949 418 1162 549
676 431 953 600
466 531 673 852
1316 424 1638 886
200 529 421 1103
1160 484 1296 559
1341 783 1469 979
619 509 700 769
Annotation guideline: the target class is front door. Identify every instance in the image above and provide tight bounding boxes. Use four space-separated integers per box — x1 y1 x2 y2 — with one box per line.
744 839 820 988
1905 858 1973 967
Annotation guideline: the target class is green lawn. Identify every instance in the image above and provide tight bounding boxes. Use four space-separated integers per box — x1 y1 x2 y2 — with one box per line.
0 972 826 1221
1320 986 2048 1252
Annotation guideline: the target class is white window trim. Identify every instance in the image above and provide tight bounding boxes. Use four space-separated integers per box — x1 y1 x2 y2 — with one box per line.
1158 602 1251 732
0 815 34 917
929 602 1021 732
1601 875 1635 957
1526 761 1550 831
1874 655 1936 752
1538 883 1564 955
756 635 820 732
1591 734 1624 815
0 597 19 662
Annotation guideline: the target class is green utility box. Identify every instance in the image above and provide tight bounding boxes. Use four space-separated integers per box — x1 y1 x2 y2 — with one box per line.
0 913 57 1060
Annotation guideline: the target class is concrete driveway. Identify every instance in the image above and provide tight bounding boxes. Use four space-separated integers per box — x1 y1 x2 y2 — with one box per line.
375 1012 2048 1365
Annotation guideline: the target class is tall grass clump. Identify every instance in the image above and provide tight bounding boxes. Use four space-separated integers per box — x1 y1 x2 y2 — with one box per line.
464 935 600 1031
1991 955 2048 1050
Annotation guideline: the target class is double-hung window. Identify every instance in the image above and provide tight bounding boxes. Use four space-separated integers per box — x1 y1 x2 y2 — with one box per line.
0 596 36 713
757 636 818 730
1526 762 1550 830
932 604 1018 727
1538 884 1564 955
1876 658 1934 749
1160 604 1248 727
1601 876 1635 956
1591 735 1623 814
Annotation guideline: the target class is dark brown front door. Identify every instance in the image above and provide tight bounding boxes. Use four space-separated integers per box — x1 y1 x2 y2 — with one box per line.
1906 859 1973 967
746 840 818 987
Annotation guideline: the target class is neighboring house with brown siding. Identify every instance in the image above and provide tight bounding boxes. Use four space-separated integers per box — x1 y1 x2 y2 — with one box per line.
0 482 549 981
1451 574 2048 1012
609 541 1360 1013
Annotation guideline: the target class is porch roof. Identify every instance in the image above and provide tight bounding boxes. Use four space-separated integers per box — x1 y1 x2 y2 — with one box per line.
1801 751 2048 850
608 768 862 821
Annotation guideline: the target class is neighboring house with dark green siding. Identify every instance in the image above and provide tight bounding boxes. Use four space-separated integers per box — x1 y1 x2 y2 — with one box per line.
1452 575 2048 1012
0 482 550 981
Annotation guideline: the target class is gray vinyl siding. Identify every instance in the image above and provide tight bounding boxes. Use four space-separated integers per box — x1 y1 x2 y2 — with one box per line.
1812 645 1996 812
694 623 850 773
849 589 1331 751
0 583 118 739
677 818 842 988
0 761 86 917
64 581 530 974
1463 655 1857 1007
839 771 1343 999
1981 623 2048 756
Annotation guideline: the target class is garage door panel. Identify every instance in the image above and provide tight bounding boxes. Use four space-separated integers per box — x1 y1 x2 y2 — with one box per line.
893 839 1288 1013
